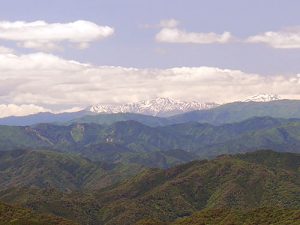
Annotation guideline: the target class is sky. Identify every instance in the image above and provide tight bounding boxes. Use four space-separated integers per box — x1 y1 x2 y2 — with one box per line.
0 0 300 117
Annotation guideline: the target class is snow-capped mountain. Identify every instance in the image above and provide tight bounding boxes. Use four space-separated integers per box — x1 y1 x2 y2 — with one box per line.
243 94 281 102
88 97 219 117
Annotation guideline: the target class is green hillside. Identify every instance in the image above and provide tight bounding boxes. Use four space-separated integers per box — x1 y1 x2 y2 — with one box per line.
93 150 300 224
80 144 198 168
2 117 300 162
0 201 77 225
0 149 143 191
0 187 101 225
1 151 296 225
136 208 300 225
172 100 300 124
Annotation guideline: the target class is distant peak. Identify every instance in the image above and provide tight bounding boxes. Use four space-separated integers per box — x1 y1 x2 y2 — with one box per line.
243 94 281 102
87 97 219 117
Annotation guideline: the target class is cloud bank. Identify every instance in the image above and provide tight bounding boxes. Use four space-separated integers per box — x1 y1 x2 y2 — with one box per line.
0 104 50 118
0 51 300 117
0 46 14 54
0 20 114 51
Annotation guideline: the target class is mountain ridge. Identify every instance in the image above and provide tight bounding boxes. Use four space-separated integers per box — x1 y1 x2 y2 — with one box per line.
2 97 300 127
88 97 219 117
171 99 300 125
91 150 300 224
0 150 299 225
2 117 300 164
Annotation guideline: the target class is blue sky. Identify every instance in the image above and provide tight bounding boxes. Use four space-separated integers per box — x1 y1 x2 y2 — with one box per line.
0 0 300 116
1 0 300 74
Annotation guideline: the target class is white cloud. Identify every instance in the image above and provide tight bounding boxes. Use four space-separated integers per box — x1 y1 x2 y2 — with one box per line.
0 46 14 54
0 104 50 118
247 27 300 48
156 28 232 44
1 52 300 117
159 19 180 28
55 106 85 113
0 20 114 51
155 19 232 44
0 103 85 118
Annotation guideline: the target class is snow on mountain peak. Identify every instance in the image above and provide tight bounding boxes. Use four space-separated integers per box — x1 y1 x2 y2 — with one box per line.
243 94 281 102
88 97 219 117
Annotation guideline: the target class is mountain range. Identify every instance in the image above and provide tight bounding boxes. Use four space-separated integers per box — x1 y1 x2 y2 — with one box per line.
1 95 300 224
1 95 298 127
87 97 219 117
72 99 300 127
0 94 286 126
170 99 300 125
1 117 300 163
94 150 300 225
0 149 143 192
0 150 298 225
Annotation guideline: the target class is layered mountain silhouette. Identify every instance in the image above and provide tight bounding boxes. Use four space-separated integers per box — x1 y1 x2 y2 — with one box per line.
1 117 300 161
1 99 300 224
0 150 298 225
2 99 300 127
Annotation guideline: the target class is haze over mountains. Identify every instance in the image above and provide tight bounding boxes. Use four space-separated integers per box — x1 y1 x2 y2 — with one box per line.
0 94 291 126
1 116 300 164
3 95 300 129
1 94 300 225
0 94 280 118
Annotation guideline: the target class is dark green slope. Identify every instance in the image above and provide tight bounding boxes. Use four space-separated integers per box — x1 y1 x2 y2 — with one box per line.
30 121 178 152
79 118 300 157
0 125 50 150
0 201 77 225
135 208 300 225
0 149 142 191
0 150 299 225
173 208 300 225
199 120 300 157
44 117 300 155
0 121 201 167
94 150 300 225
80 143 198 169
0 188 100 225
235 149 300 171
172 100 300 124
